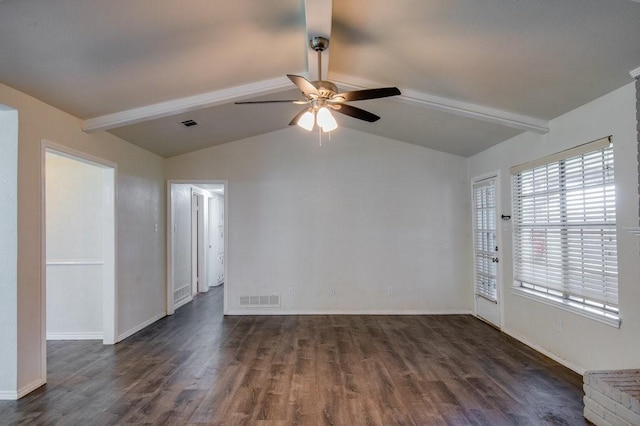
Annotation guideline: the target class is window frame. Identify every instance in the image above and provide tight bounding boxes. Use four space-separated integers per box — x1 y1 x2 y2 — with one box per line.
510 137 620 328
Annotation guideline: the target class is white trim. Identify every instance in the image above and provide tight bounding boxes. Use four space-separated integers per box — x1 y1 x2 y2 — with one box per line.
82 76 302 132
166 182 175 315
191 190 206 295
191 191 198 296
223 184 229 315
41 140 118 169
46 259 104 266
17 379 46 399
512 286 621 328
174 296 193 311
501 327 585 375
0 391 18 400
116 313 165 342
226 309 473 316
46 332 103 340
630 65 640 79
82 69 553 134
0 379 46 400
329 72 550 134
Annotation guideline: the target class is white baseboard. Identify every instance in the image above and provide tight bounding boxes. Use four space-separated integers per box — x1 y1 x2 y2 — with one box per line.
501 327 585 375
117 312 165 342
46 332 103 340
226 309 473 316
0 390 17 400
0 378 45 400
173 296 193 311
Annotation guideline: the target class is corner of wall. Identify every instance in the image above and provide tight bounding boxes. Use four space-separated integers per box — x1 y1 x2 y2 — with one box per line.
635 78 639 223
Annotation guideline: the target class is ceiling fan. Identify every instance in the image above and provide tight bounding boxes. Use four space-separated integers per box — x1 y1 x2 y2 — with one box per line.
235 37 401 132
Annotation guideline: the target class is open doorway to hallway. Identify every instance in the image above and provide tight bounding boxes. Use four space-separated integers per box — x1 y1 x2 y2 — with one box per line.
167 181 227 315
42 141 117 383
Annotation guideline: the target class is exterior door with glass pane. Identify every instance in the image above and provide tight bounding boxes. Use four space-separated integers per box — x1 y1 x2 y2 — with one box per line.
472 175 501 327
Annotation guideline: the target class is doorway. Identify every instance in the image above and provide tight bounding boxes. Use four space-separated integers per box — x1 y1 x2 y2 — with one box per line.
43 142 116 349
167 181 227 315
471 173 502 328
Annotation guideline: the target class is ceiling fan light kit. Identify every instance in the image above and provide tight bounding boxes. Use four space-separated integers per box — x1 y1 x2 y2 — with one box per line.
298 109 315 131
316 106 338 132
235 36 401 133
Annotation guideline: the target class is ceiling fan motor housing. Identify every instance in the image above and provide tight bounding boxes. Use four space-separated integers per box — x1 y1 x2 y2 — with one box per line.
310 36 329 52
312 80 338 99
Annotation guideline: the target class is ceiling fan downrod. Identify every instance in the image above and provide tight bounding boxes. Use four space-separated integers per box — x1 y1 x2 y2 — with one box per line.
310 36 329 82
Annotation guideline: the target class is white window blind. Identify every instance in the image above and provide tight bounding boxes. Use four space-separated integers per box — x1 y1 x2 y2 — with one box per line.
473 177 498 301
511 137 619 322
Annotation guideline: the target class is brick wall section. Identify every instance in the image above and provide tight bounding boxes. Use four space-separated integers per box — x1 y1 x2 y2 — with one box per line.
583 370 640 425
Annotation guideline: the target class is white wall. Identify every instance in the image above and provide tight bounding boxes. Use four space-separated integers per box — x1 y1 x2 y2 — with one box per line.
468 82 640 372
0 82 166 397
167 127 472 314
171 184 193 303
0 106 18 396
45 152 104 338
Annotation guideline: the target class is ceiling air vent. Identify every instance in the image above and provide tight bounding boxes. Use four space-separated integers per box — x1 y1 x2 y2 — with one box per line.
180 119 198 128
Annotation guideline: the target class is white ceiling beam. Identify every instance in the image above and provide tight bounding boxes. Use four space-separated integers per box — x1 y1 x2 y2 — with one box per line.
304 0 333 81
82 75 300 133
330 72 550 134
630 65 640 79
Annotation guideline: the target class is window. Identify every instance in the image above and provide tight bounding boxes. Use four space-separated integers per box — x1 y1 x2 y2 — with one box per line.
510 137 619 326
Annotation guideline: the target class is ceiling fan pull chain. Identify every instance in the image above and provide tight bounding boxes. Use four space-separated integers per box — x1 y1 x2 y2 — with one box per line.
317 49 322 81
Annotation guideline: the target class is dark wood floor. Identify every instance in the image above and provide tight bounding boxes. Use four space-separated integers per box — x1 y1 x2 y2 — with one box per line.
0 286 588 425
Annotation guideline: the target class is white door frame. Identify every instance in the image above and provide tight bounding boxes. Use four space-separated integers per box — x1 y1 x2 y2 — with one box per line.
471 170 503 328
167 180 228 315
191 189 207 295
40 139 117 381
208 193 225 287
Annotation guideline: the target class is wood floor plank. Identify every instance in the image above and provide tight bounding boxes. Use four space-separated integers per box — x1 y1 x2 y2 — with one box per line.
0 286 588 425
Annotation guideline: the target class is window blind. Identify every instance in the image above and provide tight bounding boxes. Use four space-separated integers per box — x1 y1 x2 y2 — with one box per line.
511 137 618 319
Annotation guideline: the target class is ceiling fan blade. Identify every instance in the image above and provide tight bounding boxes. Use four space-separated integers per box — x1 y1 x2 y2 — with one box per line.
288 108 309 126
235 99 308 104
332 104 380 122
287 74 319 97
331 87 401 102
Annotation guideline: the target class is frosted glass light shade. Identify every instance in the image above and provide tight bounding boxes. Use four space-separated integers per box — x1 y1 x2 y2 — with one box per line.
297 110 315 131
317 107 337 132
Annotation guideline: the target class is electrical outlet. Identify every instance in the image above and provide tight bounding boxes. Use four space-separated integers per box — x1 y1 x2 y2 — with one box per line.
329 289 335 296
387 287 393 295
288 287 294 296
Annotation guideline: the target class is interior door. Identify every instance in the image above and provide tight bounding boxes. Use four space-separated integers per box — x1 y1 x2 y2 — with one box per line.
191 192 205 295
472 175 501 327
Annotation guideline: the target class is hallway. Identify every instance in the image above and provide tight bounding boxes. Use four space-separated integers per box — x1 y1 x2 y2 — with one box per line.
0 286 586 425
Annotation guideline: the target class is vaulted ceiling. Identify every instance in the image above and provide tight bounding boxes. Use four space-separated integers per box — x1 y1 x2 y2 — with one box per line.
1 0 639 158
